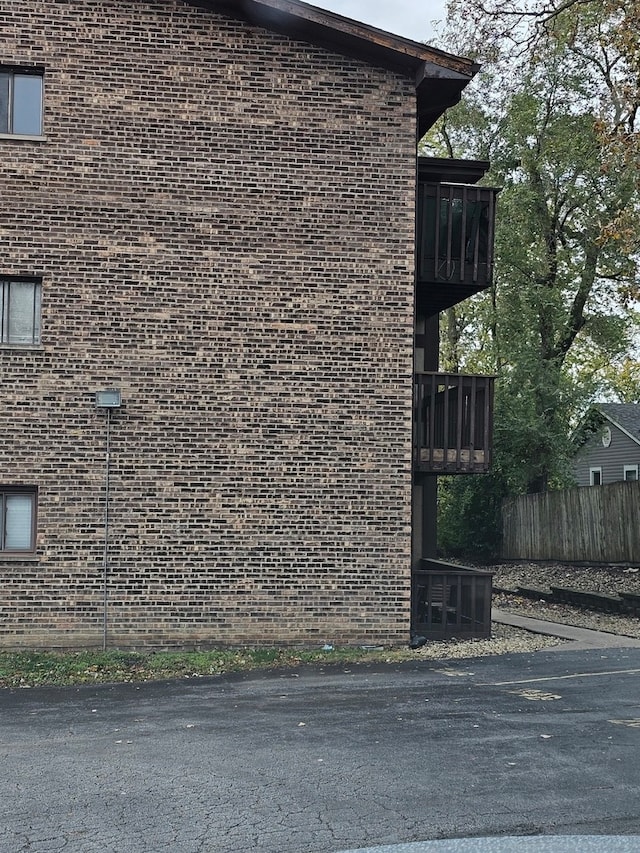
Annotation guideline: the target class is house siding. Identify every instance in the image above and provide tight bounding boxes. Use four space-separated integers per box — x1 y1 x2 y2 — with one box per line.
0 0 417 648
574 427 640 487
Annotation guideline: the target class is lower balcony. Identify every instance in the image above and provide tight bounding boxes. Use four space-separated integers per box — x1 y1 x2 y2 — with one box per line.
414 372 494 474
412 559 493 639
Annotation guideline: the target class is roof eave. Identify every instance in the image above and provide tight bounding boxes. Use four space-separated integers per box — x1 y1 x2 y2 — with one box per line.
416 64 478 137
206 0 478 133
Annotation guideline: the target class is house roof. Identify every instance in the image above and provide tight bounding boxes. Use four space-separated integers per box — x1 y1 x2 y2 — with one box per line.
598 403 640 446
207 0 479 136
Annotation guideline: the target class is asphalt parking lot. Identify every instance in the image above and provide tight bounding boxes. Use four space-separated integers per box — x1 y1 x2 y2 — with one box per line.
2 645 640 852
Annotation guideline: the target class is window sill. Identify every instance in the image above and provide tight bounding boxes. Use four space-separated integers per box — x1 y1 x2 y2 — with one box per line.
0 133 46 142
0 343 44 351
0 553 39 562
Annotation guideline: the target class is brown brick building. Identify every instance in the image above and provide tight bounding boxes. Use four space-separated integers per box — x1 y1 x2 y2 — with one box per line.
0 0 495 649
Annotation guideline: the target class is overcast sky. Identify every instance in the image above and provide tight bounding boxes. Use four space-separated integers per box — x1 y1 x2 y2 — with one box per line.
309 0 447 42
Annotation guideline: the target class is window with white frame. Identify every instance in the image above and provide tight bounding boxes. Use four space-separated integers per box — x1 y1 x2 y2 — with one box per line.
0 488 37 553
624 465 638 482
590 467 602 486
0 67 43 136
0 278 42 345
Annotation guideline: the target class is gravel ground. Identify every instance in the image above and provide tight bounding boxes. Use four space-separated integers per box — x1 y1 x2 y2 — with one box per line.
490 560 640 639
404 561 640 661
405 622 566 661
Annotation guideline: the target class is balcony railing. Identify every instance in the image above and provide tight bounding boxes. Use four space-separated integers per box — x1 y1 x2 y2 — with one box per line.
416 182 499 316
412 559 493 639
414 372 494 474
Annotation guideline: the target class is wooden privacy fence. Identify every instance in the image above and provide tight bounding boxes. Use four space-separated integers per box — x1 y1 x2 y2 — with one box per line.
502 480 640 563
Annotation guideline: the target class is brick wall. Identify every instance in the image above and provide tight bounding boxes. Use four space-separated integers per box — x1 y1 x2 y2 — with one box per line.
0 0 417 648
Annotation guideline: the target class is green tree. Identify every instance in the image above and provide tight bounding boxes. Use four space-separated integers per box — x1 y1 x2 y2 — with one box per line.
429 1 640 557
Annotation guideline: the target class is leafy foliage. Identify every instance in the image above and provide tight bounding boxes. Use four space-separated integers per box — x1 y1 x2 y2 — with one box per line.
429 0 640 557
437 474 508 559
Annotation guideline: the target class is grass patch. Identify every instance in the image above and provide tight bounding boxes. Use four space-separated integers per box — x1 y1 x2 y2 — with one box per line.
0 646 394 689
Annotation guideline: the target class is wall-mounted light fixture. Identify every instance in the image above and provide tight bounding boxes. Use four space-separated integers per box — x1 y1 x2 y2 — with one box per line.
95 389 122 409
95 388 122 649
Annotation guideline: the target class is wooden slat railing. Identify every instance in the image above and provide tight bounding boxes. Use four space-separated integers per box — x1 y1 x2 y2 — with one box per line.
414 372 494 474
417 182 498 287
412 559 493 639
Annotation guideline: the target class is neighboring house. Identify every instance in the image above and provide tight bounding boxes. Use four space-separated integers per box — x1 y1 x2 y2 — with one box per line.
0 0 497 649
573 404 640 487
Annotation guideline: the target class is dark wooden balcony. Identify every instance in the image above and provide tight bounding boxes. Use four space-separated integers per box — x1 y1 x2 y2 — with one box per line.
414 372 494 474
412 559 493 639
416 181 499 316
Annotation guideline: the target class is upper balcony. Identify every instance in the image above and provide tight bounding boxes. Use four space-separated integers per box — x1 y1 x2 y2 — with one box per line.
414 372 494 474
416 158 499 317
